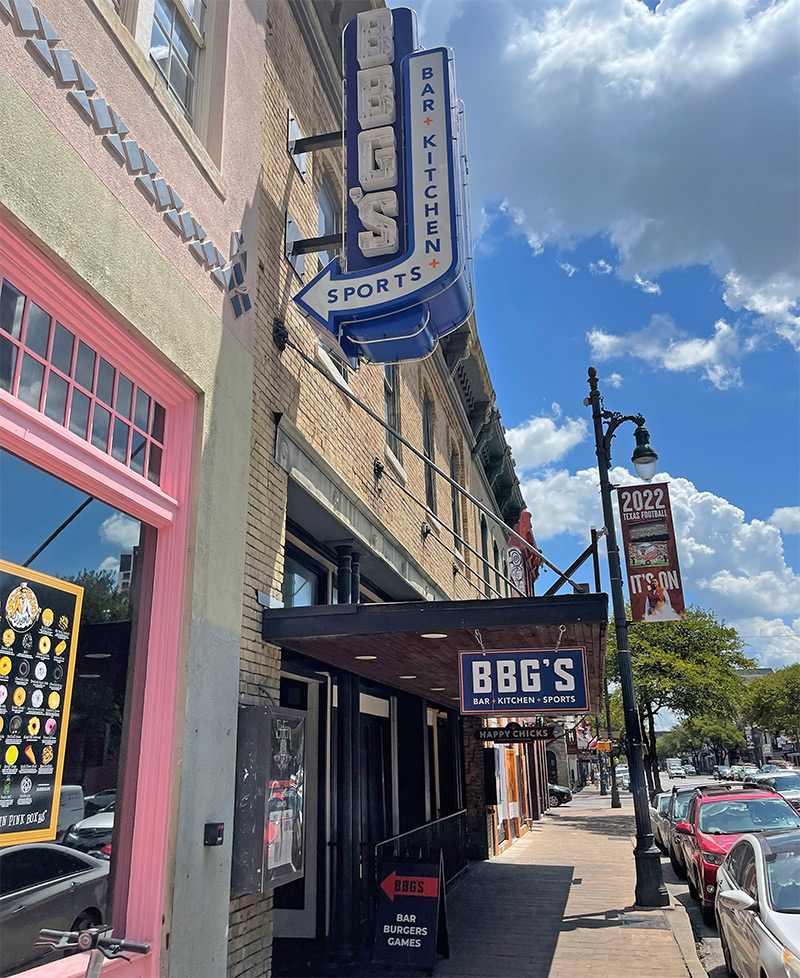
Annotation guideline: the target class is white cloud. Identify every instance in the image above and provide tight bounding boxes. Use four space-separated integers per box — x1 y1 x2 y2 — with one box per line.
732 617 800 670
430 0 800 342
633 274 661 295
519 466 800 665
505 410 588 469
98 513 140 550
558 261 578 277
587 313 746 389
98 556 120 575
769 506 800 534
607 372 623 388
589 259 613 275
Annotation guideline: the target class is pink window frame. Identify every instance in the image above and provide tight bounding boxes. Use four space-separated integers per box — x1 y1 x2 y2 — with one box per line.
1 219 195 978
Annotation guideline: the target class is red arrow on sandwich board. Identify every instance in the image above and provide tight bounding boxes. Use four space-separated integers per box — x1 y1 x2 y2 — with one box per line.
380 870 439 902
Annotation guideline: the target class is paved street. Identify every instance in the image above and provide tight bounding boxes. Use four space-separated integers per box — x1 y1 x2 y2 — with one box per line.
420 781 708 978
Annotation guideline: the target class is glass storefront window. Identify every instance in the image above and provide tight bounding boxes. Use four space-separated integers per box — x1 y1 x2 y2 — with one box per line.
0 277 167 486
0 449 153 977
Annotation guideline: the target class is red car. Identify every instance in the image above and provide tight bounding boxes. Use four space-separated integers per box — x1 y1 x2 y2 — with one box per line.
675 785 800 926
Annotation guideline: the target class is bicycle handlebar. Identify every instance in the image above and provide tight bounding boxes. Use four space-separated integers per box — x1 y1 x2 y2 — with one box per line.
38 929 151 956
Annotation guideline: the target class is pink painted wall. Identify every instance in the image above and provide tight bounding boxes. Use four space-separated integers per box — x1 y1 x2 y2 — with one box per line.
0 0 266 354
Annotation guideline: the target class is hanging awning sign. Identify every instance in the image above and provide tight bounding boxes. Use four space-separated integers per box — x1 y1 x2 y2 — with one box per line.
459 648 589 716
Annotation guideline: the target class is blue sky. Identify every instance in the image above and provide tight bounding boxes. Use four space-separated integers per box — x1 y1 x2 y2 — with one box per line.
0 451 140 581
402 0 800 672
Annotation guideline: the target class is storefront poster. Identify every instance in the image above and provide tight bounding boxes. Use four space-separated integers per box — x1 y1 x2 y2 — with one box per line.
0 560 83 845
617 483 685 622
231 704 306 895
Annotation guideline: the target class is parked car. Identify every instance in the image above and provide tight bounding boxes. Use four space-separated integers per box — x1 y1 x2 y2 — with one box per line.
548 783 572 807
730 765 745 780
0 844 108 975
55 784 84 843
760 763 782 773
712 765 732 780
675 786 800 926
649 792 672 852
83 789 116 816
742 766 761 780
63 803 115 854
746 771 800 812
716 829 800 978
683 765 697 776
667 782 746 880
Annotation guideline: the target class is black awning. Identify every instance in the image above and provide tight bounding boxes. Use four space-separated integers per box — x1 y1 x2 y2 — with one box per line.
262 593 608 712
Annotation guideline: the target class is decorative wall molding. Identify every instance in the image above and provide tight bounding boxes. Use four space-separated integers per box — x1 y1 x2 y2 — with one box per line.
1 0 251 319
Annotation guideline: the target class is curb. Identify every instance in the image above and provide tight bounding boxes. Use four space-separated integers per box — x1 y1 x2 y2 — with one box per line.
663 895 709 978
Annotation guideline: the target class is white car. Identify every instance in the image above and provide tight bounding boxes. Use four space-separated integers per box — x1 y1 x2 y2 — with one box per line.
668 766 687 779
715 828 800 978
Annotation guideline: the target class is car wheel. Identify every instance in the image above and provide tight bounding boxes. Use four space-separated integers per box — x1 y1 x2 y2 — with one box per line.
70 909 101 933
669 846 687 880
687 869 699 900
718 920 736 977
549 793 561 807
701 901 716 928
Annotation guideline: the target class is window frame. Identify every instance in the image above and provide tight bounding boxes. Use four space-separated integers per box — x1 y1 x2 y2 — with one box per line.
421 392 436 515
384 364 402 462
1 219 196 973
449 451 462 553
149 0 207 125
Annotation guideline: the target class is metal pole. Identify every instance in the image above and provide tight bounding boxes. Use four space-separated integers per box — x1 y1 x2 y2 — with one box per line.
605 678 622 808
587 366 668 907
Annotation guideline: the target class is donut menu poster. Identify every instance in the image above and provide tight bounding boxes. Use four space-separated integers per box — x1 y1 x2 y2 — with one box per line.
0 560 83 845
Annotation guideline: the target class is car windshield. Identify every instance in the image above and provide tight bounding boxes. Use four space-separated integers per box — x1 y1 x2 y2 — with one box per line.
674 794 691 818
698 798 800 835
766 848 800 912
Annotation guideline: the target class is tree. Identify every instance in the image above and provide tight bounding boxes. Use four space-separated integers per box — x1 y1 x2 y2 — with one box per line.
63 569 131 624
744 664 800 745
606 605 753 792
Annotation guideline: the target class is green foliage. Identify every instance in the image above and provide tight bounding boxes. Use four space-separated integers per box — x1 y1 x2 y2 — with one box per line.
656 717 744 763
63 569 131 624
744 664 800 739
606 605 753 723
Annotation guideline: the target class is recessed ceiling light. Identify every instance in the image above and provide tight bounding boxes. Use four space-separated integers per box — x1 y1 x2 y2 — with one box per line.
430 687 446 691
355 655 377 660
78 673 101 679
420 633 447 639
84 653 111 659
399 675 417 680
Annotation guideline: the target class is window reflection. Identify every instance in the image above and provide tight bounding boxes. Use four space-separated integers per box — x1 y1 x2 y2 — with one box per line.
0 449 152 977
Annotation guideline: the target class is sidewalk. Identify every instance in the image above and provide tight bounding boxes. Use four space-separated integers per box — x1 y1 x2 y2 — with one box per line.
433 786 705 978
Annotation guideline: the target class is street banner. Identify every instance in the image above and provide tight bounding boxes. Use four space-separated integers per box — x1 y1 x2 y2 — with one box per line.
617 482 685 623
372 855 448 969
459 648 589 716
0 560 83 845
474 722 556 743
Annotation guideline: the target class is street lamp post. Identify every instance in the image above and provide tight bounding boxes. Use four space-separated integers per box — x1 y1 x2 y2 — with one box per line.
586 366 669 908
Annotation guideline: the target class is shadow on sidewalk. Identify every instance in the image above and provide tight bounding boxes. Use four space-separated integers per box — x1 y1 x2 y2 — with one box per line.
431 861 574 977
545 811 636 839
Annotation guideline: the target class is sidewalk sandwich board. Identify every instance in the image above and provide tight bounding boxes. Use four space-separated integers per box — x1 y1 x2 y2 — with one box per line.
373 854 448 973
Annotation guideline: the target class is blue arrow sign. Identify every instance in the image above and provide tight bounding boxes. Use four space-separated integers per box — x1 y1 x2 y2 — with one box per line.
293 46 473 363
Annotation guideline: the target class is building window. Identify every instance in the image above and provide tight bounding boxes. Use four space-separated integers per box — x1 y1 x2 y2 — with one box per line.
0 278 167 486
422 393 436 514
493 540 501 595
317 175 341 268
282 547 326 608
150 0 206 124
450 452 462 552
480 516 490 598
384 364 401 461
